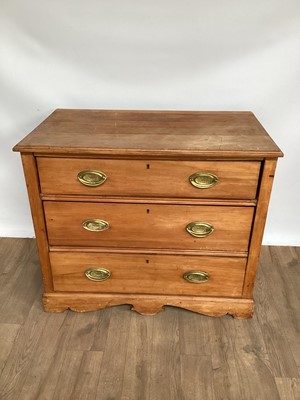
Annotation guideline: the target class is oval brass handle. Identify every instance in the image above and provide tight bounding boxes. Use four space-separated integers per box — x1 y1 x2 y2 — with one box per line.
186 222 214 238
183 270 209 283
82 219 109 232
189 172 218 189
77 170 107 187
85 268 111 281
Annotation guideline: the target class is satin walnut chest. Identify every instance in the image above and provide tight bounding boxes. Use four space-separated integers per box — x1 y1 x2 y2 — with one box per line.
13 109 283 318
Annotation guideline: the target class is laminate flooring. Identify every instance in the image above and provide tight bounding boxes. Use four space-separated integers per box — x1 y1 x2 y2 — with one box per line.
0 238 299 400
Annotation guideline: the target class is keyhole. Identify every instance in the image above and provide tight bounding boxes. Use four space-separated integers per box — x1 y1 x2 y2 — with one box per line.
146 259 149 264
147 209 150 214
146 164 150 169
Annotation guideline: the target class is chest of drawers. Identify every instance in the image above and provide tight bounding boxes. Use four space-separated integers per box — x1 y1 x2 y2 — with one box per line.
13 109 283 318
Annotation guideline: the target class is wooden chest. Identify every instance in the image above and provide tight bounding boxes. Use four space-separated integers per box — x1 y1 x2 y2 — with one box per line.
13 109 283 318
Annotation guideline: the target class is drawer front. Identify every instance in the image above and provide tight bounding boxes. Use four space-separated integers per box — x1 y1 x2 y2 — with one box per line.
37 158 260 199
50 252 247 297
44 202 254 251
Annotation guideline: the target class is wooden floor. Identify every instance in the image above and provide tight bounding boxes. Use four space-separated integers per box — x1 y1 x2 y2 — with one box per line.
0 239 299 400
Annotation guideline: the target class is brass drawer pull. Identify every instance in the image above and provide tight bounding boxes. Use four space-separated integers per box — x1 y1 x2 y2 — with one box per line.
82 219 109 232
85 268 111 281
183 270 209 283
77 170 107 187
186 222 214 238
189 172 218 189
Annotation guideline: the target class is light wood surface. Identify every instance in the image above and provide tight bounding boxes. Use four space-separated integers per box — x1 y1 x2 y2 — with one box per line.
49 245 248 257
37 157 260 199
20 154 53 292
0 239 299 400
243 159 277 297
44 202 254 251
50 252 246 297
13 110 282 319
41 194 257 206
13 109 283 158
43 293 254 318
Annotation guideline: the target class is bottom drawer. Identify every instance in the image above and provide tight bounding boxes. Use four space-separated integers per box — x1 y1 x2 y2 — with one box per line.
50 252 247 298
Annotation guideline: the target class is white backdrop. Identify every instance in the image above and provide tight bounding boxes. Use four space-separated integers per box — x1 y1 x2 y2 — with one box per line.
1 0 299 244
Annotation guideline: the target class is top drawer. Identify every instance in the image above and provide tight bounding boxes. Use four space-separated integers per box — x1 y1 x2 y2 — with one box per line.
37 158 260 199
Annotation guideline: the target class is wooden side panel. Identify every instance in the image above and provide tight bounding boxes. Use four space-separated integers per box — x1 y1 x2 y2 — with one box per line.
21 154 53 291
50 252 247 298
243 159 278 297
37 158 261 200
44 202 254 251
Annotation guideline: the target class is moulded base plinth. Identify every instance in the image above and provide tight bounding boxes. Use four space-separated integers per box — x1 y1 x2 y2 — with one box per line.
43 292 254 319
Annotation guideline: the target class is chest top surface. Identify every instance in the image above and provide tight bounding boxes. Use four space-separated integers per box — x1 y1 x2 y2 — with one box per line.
13 109 283 158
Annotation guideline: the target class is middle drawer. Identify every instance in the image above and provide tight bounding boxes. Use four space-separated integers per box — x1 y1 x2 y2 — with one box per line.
44 202 254 251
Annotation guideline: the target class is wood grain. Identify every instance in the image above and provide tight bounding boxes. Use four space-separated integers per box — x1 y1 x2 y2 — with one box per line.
42 292 254 319
275 378 300 400
21 154 53 292
243 159 277 297
19 312 68 400
0 297 50 399
0 324 20 377
37 157 260 199
148 308 183 399
44 202 254 251
13 110 282 323
121 313 153 399
255 247 300 378
180 355 215 399
70 351 103 399
1 239 299 400
178 305 211 356
50 252 247 297
41 194 257 207
13 109 283 158
208 315 282 400
95 307 131 399
0 238 41 324
51 350 84 399
49 245 248 257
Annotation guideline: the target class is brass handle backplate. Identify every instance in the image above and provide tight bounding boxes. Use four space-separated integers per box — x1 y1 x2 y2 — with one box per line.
183 270 209 283
186 222 214 238
85 268 111 281
189 172 218 189
77 170 107 187
82 219 109 232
